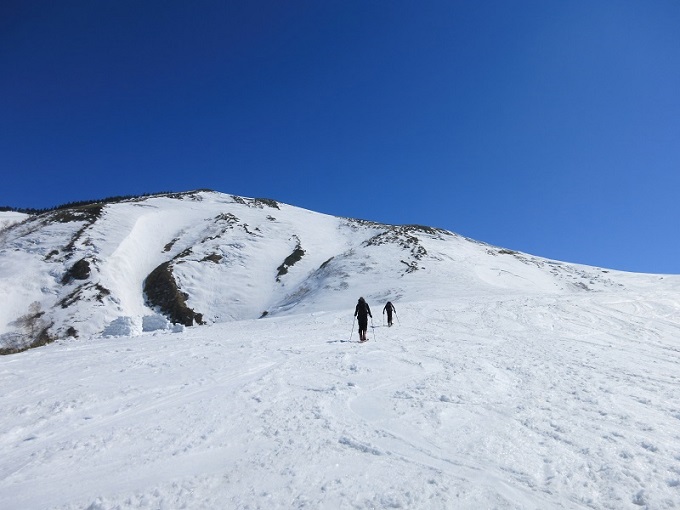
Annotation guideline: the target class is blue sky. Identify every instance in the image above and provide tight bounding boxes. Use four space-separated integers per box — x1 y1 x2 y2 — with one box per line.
2 1 679 274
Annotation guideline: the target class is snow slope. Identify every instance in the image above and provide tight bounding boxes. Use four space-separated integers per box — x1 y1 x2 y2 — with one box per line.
1 190 674 351
1 292 680 509
0 211 29 232
1 190 680 508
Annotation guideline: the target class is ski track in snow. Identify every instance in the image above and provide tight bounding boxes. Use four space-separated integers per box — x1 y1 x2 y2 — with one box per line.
1 293 680 509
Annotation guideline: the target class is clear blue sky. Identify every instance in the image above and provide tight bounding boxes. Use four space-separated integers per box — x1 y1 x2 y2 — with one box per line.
2 1 679 274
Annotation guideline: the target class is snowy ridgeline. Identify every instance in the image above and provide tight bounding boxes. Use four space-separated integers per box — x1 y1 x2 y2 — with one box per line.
1 292 680 509
1 189 678 354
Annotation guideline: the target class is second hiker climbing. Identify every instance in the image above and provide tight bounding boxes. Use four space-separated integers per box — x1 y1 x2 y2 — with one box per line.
383 301 396 326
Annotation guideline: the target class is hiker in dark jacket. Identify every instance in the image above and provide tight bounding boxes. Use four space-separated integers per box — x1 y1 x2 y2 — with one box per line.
383 301 396 326
354 297 372 342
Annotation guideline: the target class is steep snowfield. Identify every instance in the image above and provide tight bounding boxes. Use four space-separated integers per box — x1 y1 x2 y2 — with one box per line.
1 190 674 348
1 291 679 509
0 192 386 344
0 211 29 231
1 191 680 508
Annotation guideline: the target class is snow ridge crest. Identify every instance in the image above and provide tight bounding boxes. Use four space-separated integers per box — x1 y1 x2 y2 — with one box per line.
0 190 671 352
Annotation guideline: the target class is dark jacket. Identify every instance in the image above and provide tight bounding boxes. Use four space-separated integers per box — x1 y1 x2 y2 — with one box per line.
355 299 372 321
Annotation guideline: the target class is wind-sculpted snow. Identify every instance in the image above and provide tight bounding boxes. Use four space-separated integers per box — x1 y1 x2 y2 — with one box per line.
1 295 679 508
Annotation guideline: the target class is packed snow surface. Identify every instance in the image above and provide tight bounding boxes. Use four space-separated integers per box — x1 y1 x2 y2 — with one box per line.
1 192 680 508
2 292 680 509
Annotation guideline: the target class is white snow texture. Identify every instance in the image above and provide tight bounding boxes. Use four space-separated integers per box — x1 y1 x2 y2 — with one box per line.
1 191 679 509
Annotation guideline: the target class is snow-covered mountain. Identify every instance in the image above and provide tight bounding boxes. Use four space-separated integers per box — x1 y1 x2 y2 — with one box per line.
0 189 671 354
2 190 680 509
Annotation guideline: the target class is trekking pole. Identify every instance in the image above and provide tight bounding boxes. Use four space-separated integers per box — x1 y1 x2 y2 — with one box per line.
395 310 401 325
349 316 356 342
371 317 376 341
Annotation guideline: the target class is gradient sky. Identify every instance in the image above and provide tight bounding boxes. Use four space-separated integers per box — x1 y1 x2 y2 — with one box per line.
2 1 679 274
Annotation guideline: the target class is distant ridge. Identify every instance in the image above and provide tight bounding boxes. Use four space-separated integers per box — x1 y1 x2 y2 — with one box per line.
0 189 207 215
